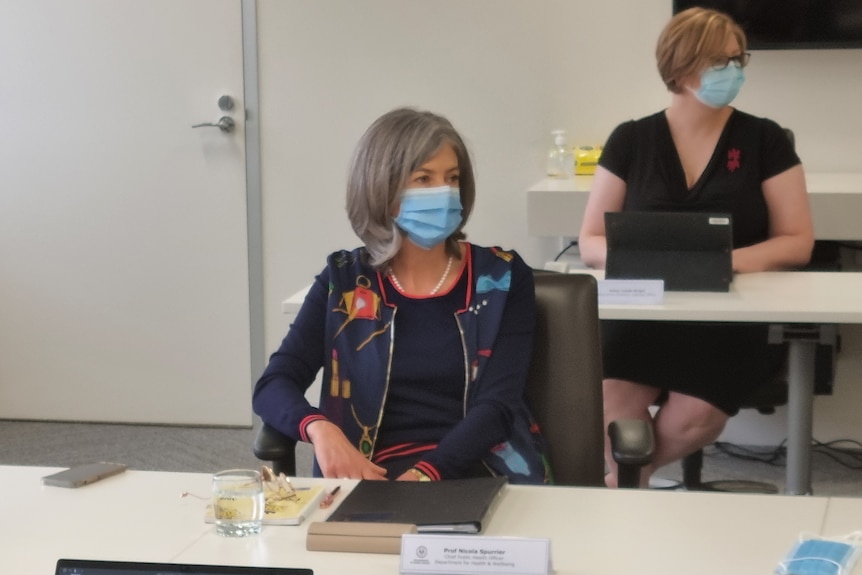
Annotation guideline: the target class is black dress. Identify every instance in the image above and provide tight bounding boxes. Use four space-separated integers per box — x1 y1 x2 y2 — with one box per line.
598 109 799 415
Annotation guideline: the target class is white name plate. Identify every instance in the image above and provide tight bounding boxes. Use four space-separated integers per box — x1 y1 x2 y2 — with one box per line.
400 534 551 575
598 279 664 305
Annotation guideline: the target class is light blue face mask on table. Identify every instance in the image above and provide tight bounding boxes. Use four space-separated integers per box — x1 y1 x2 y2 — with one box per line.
776 532 862 575
394 185 462 250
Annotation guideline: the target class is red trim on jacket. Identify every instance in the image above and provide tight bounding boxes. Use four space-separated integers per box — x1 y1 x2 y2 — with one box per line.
414 461 441 481
299 414 328 442
373 442 437 464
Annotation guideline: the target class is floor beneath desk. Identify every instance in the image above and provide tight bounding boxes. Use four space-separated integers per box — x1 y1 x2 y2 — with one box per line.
652 443 862 497
2 420 859 497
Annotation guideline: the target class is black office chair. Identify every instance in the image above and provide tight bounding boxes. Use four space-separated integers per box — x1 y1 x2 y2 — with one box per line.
676 330 838 493
676 365 789 493
529 271 648 486
253 422 297 478
254 271 652 487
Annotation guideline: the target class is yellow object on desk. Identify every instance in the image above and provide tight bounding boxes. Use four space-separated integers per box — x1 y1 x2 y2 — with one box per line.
206 468 325 526
574 145 602 175
205 484 324 525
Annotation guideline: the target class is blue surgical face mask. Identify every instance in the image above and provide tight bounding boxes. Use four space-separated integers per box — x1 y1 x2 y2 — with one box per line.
690 64 745 108
776 534 862 575
394 185 463 250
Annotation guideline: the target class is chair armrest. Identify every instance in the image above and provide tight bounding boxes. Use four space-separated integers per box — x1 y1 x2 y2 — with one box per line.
608 419 655 489
608 419 655 466
252 423 298 477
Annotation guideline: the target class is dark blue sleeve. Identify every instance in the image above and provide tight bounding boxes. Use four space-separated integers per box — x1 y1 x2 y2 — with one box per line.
251 266 330 440
420 253 536 478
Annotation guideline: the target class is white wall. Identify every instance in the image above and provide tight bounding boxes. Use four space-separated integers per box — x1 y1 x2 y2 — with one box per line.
257 0 862 446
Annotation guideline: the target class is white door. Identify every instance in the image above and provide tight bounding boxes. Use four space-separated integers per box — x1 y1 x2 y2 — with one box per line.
0 0 252 425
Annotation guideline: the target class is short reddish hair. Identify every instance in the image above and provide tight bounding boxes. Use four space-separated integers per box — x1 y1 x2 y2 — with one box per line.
656 7 747 93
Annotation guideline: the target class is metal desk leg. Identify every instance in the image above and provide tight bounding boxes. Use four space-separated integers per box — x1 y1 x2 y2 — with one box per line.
785 338 817 495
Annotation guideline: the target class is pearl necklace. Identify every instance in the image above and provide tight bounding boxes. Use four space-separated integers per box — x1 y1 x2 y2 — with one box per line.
389 256 454 296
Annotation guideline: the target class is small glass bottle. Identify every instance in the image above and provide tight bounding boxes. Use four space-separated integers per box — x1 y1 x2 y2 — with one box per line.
546 130 575 178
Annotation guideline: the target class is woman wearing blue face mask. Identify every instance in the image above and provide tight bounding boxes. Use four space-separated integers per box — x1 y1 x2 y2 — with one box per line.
253 107 548 484
579 8 814 487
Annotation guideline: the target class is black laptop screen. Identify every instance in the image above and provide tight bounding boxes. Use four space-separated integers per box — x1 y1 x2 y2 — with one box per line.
56 559 312 575
604 211 734 292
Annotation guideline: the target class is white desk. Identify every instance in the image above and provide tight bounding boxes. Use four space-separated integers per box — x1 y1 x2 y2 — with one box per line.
588 270 862 496
282 271 862 495
5 465 851 575
1 466 213 574
822 497 862 536
527 173 862 241
592 270 862 324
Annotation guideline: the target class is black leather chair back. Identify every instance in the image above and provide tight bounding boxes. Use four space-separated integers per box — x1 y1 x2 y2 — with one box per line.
528 271 605 486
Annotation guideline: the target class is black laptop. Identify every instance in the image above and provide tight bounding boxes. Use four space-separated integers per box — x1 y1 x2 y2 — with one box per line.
55 559 312 575
604 211 733 292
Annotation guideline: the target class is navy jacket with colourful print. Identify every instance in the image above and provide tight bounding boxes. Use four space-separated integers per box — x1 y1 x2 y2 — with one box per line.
253 243 549 483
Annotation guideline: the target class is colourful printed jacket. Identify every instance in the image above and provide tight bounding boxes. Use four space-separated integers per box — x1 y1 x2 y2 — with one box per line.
310 245 548 484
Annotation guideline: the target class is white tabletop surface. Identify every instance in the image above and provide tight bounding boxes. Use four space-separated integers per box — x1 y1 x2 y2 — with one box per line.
527 172 862 241
527 173 862 195
583 270 862 323
283 271 862 325
1 466 212 573
482 485 830 575
821 496 862 537
7 465 860 575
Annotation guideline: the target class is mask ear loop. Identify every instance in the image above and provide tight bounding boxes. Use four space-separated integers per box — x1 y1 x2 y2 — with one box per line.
776 531 862 575
842 532 862 575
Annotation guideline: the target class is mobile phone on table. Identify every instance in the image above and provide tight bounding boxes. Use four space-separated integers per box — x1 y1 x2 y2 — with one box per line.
41 462 127 488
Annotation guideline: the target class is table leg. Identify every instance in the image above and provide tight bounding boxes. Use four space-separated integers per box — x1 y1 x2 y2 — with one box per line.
785 338 817 495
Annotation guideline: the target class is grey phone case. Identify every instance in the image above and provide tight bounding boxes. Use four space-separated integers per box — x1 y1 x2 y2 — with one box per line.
41 462 127 488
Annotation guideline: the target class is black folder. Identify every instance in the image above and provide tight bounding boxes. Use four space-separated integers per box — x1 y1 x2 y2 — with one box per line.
55 559 312 575
604 211 734 292
326 476 507 534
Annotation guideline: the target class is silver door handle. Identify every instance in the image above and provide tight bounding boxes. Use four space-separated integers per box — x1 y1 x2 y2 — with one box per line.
191 116 235 133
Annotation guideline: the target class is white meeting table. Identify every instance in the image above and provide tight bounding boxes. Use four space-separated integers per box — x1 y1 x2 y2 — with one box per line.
821 496 862 536
283 270 862 496
587 270 862 496
527 173 862 241
4 465 852 575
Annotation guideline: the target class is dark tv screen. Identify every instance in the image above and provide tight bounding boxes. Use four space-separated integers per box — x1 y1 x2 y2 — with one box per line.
672 0 862 49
